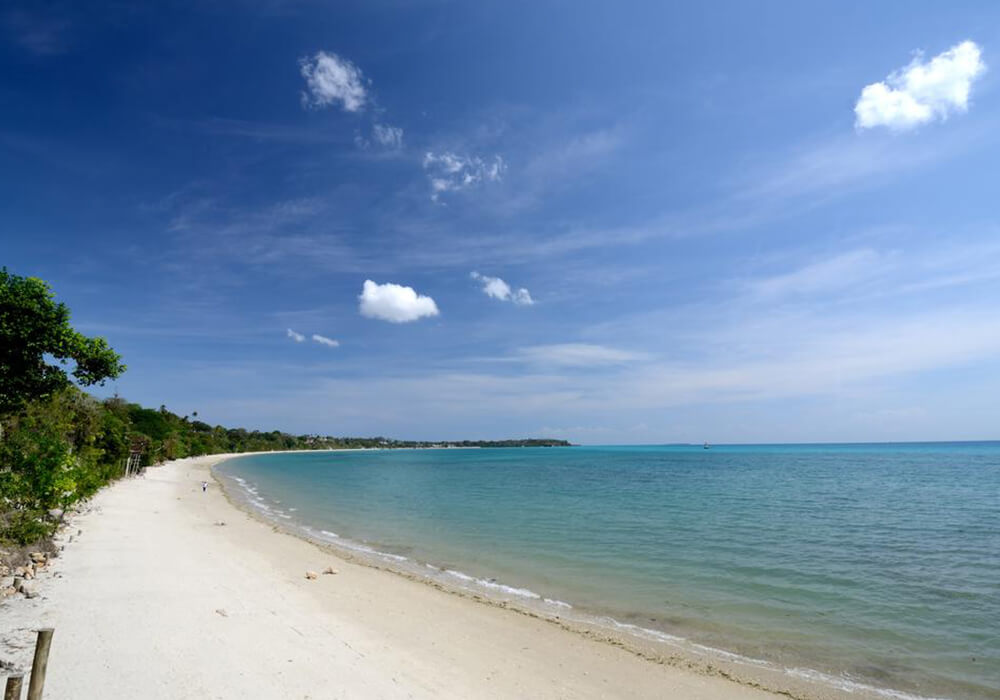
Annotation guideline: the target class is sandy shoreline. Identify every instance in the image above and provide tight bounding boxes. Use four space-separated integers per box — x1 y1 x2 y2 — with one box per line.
2 454 855 699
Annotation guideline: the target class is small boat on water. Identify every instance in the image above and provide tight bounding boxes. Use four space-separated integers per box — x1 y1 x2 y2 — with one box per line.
703 442 710 450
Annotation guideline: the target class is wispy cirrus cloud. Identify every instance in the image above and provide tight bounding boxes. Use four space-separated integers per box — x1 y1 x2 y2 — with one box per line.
735 237 1000 307
423 151 505 202
355 123 405 150
733 127 978 205
372 123 403 149
516 344 647 367
744 249 889 300
3 9 71 56
855 40 986 131
156 192 374 287
166 116 347 145
470 271 533 305
359 280 439 323
300 51 368 112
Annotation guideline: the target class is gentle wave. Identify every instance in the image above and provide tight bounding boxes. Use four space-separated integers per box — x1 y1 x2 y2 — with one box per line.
784 667 951 700
440 568 542 600
230 473 573 613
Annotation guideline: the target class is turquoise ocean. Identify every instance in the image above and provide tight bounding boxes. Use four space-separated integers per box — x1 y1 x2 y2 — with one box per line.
217 444 1000 699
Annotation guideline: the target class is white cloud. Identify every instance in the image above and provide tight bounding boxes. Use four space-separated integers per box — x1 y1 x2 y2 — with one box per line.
511 288 534 305
372 123 403 149
478 273 510 300
470 271 534 305
300 51 368 112
287 328 306 342
855 41 986 130
312 334 340 348
746 249 888 299
422 151 505 201
517 344 646 367
359 280 439 323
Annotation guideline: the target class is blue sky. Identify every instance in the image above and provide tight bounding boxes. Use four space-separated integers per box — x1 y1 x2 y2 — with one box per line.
4 1 1000 443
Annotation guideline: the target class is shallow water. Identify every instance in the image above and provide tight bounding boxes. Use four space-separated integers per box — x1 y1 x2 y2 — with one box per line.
218 444 1000 699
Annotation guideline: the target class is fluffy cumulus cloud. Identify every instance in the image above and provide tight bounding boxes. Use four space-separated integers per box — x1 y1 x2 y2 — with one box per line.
422 151 505 201
372 123 404 148
855 41 986 130
300 51 368 112
359 280 439 323
312 334 340 348
287 328 306 342
470 271 534 305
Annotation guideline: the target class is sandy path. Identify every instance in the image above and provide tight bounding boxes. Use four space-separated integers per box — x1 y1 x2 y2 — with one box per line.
2 455 786 699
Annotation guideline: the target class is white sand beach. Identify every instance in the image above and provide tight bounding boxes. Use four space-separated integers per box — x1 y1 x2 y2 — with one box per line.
2 454 811 699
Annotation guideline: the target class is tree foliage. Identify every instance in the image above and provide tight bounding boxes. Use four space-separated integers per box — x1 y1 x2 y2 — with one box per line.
0 267 125 416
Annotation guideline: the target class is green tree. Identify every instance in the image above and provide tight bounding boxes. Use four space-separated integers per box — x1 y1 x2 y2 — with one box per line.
0 268 125 417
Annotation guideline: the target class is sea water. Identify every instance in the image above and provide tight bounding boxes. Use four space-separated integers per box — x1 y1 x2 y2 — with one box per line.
217 444 1000 699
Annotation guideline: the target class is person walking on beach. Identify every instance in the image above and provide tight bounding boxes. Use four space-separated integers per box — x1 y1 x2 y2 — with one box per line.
202 481 208 493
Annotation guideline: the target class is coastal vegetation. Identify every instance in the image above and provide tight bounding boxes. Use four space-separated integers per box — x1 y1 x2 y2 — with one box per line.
0 268 568 549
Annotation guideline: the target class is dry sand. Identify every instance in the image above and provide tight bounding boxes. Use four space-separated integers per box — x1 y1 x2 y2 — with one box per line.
1 455 801 699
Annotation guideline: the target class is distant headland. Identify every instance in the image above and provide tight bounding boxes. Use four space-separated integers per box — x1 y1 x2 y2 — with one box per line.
312 437 574 449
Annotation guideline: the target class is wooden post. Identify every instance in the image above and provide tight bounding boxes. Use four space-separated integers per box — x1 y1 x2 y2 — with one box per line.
26 628 53 700
4 674 24 700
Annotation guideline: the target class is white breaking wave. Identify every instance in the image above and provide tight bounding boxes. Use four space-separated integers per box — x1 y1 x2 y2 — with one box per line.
332 538 409 562
443 569 541 600
785 668 951 700
602 618 945 700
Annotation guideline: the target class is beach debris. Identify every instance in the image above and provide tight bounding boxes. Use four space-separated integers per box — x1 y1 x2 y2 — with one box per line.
305 571 318 580
29 552 45 564
214 521 227 526
21 583 37 599
215 608 229 617
322 566 338 575
0 586 16 598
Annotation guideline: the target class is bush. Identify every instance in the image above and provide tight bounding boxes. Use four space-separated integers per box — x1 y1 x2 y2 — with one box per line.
0 388 116 545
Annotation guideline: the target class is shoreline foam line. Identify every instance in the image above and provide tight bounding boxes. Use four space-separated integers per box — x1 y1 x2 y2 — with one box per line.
214 455 949 700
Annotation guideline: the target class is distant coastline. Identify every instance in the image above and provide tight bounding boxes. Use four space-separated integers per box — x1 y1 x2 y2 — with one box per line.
317 438 575 449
